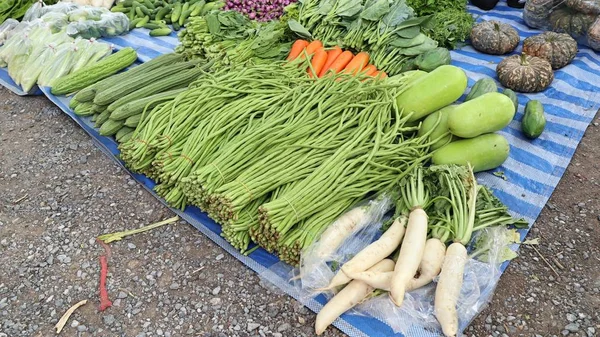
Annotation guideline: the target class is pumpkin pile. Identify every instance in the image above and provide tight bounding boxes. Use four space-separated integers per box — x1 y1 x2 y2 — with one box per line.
469 18 580 93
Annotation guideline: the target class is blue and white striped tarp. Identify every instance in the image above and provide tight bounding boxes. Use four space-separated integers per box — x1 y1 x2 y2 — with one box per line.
4 4 600 336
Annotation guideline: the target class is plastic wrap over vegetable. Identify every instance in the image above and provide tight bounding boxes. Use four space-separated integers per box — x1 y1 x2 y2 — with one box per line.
298 193 394 294
40 12 70 33
66 11 129 38
524 0 600 51
0 19 19 45
23 1 79 21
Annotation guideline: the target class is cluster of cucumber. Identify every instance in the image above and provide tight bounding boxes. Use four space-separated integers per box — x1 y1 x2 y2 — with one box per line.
110 0 223 36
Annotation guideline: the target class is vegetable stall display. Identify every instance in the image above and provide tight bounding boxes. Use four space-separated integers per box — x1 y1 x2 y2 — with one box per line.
0 0 58 24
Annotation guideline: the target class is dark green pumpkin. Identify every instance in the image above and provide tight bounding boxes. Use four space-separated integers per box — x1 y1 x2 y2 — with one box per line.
496 54 554 93
523 32 578 69
470 20 520 55
522 100 546 139
466 78 498 101
549 7 596 37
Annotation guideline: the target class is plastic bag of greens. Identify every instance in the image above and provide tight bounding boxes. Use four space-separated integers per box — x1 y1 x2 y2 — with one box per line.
38 42 78 87
21 42 60 91
40 12 69 33
97 12 128 37
0 19 19 45
23 0 45 21
67 7 108 22
24 1 79 21
70 38 112 72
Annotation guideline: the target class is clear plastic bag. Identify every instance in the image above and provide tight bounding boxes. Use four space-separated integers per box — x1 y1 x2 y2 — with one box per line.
0 19 19 45
66 12 129 38
38 42 78 87
24 1 80 21
298 193 394 295
68 7 108 22
524 0 600 50
70 38 112 72
40 12 69 33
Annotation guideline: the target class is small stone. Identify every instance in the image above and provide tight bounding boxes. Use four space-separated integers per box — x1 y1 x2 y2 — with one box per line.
71 320 79 327
277 323 291 332
212 286 221 295
565 323 580 332
127 243 136 249
77 325 87 332
272 334 282 337
247 323 260 331
170 283 180 290
209 298 221 306
215 254 224 261
103 315 115 325
567 313 576 322
117 291 128 299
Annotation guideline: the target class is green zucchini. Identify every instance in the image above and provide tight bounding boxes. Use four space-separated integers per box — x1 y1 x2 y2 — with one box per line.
116 126 135 142
69 98 80 110
447 92 515 138
417 105 457 151
397 65 467 122
93 61 198 106
74 102 95 116
51 48 138 96
124 113 142 127
110 88 186 120
75 53 183 102
521 100 545 139
100 119 125 136
95 110 111 127
502 88 519 111
465 78 497 101
432 133 510 172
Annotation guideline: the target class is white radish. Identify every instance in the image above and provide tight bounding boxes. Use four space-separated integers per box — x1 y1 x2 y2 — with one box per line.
313 207 368 260
315 259 395 335
352 239 445 292
324 216 406 290
389 207 428 306
407 238 446 290
434 243 468 337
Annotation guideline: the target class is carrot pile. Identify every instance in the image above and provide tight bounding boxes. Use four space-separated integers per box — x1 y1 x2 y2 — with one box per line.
286 39 387 79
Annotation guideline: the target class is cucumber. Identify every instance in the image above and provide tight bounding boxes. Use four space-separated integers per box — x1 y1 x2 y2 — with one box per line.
397 65 467 122
502 88 519 111
100 119 125 136
179 9 192 26
447 92 515 138
432 133 510 172
144 22 164 30
136 15 150 28
465 78 497 101
521 100 546 139
150 27 172 36
155 6 171 20
116 126 135 142
417 105 457 151
124 113 142 127
95 110 111 127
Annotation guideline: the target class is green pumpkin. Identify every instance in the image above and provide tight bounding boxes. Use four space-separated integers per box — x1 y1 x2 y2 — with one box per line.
549 7 596 37
523 32 578 69
496 54 554 93
522 100 546 139
470 20 520 55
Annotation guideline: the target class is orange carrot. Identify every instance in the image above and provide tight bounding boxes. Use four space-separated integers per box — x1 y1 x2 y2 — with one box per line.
318 47 343 77
287 40 309 61
344 52 370 75
308 49 328 77
362 64 378 76
372 70 388 79
305 40 323 55
323 51 354 75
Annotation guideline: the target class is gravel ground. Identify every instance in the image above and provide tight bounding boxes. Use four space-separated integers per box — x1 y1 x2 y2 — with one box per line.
0 86 599 337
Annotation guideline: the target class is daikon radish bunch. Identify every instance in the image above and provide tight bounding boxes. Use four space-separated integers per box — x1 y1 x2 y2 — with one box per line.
389 167 436 306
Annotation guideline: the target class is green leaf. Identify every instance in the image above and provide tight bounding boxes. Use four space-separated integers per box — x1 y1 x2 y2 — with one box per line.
360 0 390 21
398 35 437 55
388 34 426 48
287 19 312 39
205 13 221 35
381 0 414 27
335 0 363 17
317 0 336 16
396 25 420 38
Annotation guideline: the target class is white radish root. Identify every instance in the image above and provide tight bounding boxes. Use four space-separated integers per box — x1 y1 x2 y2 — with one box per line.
315 259 395 335
313 207 368 260
407 238 447 290
434 242 467 337
324 216 406 291
389 208 428 306
350 270 393 291
55 299 87 334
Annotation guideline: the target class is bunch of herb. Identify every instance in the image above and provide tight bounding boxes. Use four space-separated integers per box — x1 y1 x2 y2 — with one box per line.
421 8 474 49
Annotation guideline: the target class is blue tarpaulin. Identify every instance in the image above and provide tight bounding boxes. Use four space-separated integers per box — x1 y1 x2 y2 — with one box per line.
2 4 600 336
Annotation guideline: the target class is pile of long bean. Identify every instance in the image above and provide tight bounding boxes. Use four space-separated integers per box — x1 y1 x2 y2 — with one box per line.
119 61 434 264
